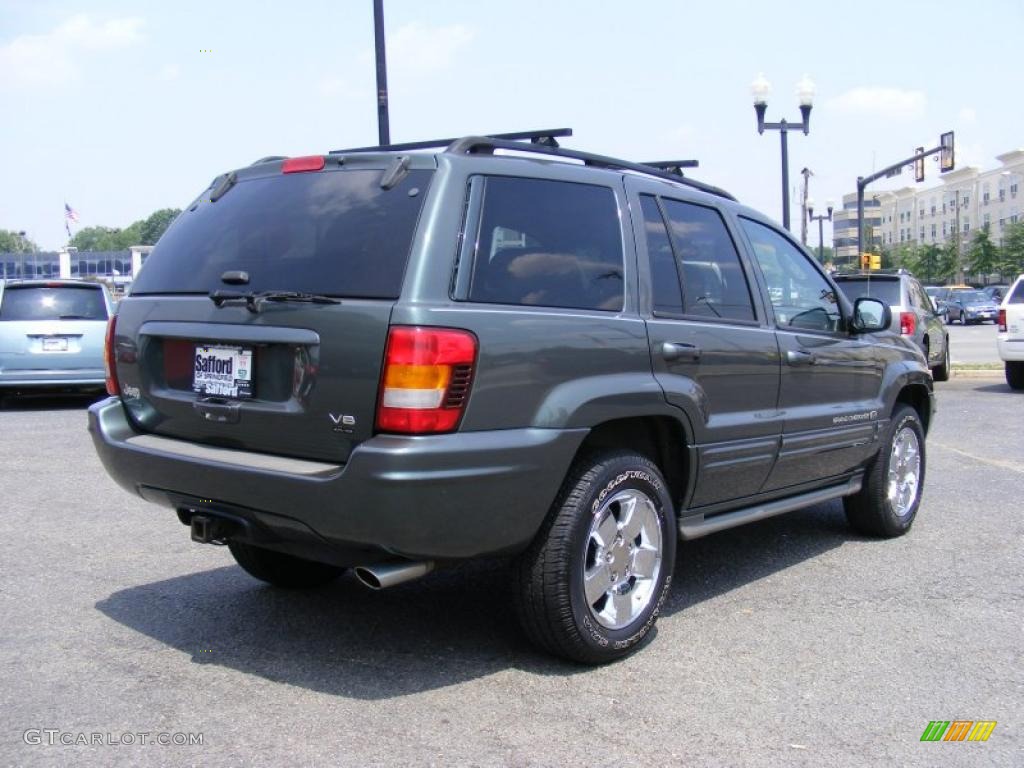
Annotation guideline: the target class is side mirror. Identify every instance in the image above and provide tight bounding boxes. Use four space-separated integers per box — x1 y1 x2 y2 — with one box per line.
852 297 891 333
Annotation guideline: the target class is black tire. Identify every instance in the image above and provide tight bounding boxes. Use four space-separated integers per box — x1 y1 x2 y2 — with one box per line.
228 540 345 588
844 405 925 538
1006 361 1024 390
931 338 950 382
514 451 676 664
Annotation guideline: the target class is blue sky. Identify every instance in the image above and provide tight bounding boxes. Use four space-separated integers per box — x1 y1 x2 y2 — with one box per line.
1 0 1022 249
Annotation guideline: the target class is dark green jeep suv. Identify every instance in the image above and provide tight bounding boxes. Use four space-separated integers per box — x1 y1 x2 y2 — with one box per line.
90 130 934 664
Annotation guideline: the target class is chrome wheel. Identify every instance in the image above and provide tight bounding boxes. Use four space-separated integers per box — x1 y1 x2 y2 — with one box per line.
583 489 663 630
887 427 921 517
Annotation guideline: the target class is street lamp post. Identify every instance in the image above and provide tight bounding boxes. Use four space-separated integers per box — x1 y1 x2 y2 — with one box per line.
752 74 815 231
807 199 834 264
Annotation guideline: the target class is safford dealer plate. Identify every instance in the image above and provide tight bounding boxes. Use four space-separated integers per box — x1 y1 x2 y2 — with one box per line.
193 345 254 398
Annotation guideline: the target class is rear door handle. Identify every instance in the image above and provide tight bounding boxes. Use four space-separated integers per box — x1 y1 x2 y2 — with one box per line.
786 349 817 366
662 342 702 362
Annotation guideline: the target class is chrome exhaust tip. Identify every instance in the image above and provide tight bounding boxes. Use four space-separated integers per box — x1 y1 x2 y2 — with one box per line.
354 560 435 590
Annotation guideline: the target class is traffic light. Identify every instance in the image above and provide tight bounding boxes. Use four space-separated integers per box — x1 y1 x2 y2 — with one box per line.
860 253 871 270
940 131 955 172
915 147 925 183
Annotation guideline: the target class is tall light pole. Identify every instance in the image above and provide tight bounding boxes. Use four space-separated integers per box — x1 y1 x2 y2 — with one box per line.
752 74 815 231
373 0 390 145
807 199 834 264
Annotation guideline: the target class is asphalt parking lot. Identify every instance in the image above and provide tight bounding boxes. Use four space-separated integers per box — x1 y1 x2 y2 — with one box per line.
946 321 1002 365
1 376 1020 767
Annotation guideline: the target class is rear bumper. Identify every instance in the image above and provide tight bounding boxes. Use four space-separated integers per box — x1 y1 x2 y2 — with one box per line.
997 336 1024 362
0 368 105 388
88 397 586 561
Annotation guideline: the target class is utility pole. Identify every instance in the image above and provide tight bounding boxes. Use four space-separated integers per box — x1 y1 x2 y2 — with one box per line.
373 0 390 146
800 167 813 245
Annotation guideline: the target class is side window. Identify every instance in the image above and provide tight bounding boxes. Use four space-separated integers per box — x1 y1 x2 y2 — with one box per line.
660 199 756 322
739 218 842 333
468 177 624 311
639 195 683 314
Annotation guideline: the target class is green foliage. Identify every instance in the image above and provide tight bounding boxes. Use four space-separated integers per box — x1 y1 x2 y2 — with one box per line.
0 229 38 253
966 225 1000 277
1002 221 1024 277
909 244 951 283
69 208 180 251
938 240 960 282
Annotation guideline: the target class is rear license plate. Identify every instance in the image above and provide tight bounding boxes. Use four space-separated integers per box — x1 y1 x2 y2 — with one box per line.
192 345 254 398
42 337 68 352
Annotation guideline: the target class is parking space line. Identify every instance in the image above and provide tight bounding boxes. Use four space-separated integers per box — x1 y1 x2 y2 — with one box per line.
932 442 1024 474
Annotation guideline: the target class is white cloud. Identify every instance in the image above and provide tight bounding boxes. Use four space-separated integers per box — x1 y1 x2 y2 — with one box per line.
386 23 475 78
0 15 145 88
826 86 927 121
159 64 180 82
958 106 977 124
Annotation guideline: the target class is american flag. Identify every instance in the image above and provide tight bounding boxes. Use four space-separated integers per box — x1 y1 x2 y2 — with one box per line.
64 202 79 239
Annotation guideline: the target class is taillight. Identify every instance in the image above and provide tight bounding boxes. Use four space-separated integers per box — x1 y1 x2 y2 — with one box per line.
998 308 1007 333
376 327 477 434
104 315 120 396
900 311 916 336
281 155 325 174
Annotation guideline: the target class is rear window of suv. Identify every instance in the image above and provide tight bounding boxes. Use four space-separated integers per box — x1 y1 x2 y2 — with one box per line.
467 177 624 311
0 284 108 321
1006 281 1024 303
834 278 901 306
130 168 432 299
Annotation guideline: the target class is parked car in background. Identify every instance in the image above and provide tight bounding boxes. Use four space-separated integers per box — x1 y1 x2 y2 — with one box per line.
944 289 1001 325
833 270 950 381
982 284 1009 303
0 279 112 399
998 275 1024 389
930 284 967 309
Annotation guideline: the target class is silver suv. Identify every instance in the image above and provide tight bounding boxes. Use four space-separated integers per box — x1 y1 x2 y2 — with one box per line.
834 270 950 381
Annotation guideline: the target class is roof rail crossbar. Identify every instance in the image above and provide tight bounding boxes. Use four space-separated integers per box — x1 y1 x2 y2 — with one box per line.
330 128 572 155
447 137 735 201
641 160 700 176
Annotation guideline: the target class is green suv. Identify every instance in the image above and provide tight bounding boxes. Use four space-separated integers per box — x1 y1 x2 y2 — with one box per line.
90 130 934 664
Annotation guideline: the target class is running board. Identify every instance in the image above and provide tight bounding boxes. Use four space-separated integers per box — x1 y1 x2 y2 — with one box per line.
678 477 862 540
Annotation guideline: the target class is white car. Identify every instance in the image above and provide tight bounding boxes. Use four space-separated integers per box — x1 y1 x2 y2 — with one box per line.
997 274 1024 389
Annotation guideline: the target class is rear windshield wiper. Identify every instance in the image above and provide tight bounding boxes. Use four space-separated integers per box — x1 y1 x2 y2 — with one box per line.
209 290 341 313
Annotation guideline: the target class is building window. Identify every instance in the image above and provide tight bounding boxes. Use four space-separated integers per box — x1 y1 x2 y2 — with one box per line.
999 188 1006 202
963 222 969 233
984 213 991 227
1012 183 1019 198
920 227 925 240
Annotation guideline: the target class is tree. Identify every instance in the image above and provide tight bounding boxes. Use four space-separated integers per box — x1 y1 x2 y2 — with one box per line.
70 226 129 251
0 229 38 253
1001 221 1024 278
138 208 180 245
913 244 945 283
68 208 181 251
966 225 1000 280
938 240 959 283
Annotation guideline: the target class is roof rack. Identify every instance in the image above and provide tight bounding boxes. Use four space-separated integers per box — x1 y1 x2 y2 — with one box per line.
641 159 700 176
331 128 572 155
447 136 734 201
